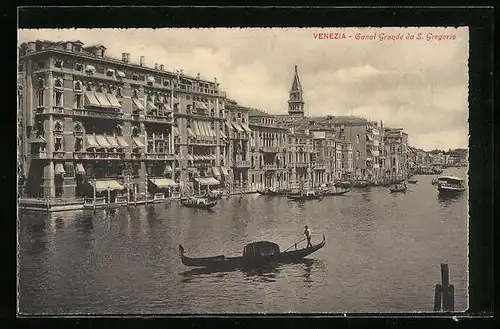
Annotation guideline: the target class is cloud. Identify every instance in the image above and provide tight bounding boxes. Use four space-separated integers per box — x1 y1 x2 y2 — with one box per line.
17 27 469 150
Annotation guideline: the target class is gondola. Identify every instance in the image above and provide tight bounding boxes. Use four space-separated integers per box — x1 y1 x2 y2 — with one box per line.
407 178 418 184
179 235 326 269
389 184 407 193
321 188 351 196
334 181 352 189
257 188 280 196
180 196 218 209
287 191 322 201
352 181 370 188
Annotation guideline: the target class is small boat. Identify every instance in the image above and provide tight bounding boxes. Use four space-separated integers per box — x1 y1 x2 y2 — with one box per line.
407 178 418 184
179 235 326 269
437 176 465 197
287 190 322 201
180 196 218 209
334 181 352 189
321 188 351 196
389 184 407 193
257 188 280 196
352 180 370 188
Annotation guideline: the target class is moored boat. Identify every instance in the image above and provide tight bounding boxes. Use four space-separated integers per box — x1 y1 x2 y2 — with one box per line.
436 176 465 197
179 235 326 269
407 178 418 184
180 196 218 209
287 190 322 201
389 184 407 193
352 180 370 188
321 188 351 196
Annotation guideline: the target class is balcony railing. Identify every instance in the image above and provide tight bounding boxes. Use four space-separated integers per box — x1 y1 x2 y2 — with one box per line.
144 153 175 160
233 160 251 168
313 162 326 170
35 106 65 115
52 151 65 159
73 152 126 160
295 162 309 168
73 108 124 119
261 146 280 153
263 164 277 170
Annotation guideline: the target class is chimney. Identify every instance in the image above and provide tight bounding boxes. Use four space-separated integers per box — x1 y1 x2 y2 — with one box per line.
140 56 145 66
214 77 217 84
196 73 200 79
126 53 130 63
180 69 183 75
154 63 159 70
94 48 102 58
159 64 164 71
122 53 128 63
65 42 73 51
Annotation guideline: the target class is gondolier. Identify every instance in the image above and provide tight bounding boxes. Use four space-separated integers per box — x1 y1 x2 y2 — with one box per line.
304 225 312 248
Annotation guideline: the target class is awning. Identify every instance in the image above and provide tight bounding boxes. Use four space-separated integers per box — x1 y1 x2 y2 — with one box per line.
116 70 126 78
132 98 144 110
195 177 220 186
212 166 221 176
116 136 129 148
173 126 179 137
84 91 101 107
91 180 125 192
195 101 208 110
192 155 199 160
28 136 47 144
191 121 201 137
205 122 215 137
240 122 252 133
149 178 177 188
85 135 99 149
132 137 144 148
107 69 115 76
75 163 85 174
220 130 227 139
106 135 120 148
85 65 96 72
186 154 194 161
187 128 196 138
209 154 216 160
106 93 122 108
232 122 244 133
147 76 156 83
54 163 65 175
225 122 233 131
164 165 173 173
147 101 157 110
95 134 112 148
195 121 206 137
95 92 113 107
220 167 229 176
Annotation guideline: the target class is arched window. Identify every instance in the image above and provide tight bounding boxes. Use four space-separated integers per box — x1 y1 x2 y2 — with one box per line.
115 124 123 136
73 81 82 92
186 119 191 129
74 122 83 133
54 78 63 88
356 150 360 160
132 126 140 137
54 121 63 132
356 134 360 143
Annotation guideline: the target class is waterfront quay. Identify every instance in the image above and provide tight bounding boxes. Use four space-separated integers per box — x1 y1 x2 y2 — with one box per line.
17 40 467 212
18 167 468 314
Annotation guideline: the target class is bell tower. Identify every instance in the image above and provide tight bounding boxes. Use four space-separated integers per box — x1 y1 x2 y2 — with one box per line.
288 65 305 117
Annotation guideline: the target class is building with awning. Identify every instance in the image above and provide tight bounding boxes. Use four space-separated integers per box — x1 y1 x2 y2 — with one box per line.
90 179 125 192
106 93 122 108
164 165 173 174
195 177 220 186
132 98 144 110
116 70 126 78
148 178 177 189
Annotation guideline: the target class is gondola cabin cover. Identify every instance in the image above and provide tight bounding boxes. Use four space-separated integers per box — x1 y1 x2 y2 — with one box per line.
243 241 280 258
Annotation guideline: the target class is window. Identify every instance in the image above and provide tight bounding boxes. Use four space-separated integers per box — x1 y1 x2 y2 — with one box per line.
251 174 255 183
157 142 164 153
210 121 215 130
54 91 63 107
73 45 82 52
117 87 123 98
186 95 190 100
75 137 83 151
132 74 138 81
64 163 74 177
54 137 63 151
356 151 360 160
75 63 83 71
75 94 83 108
163 79 169 87
237 112 241 118
37 89 44 107
186 119 191 129
132 126 139 137
174 118 178 127
356 134 360 143
54 59 63 68
106 69 114 77
37 61 45 70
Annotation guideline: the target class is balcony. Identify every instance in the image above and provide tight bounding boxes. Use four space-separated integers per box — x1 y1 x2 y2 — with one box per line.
73 152 126 160
261 146 280 153
144 114 173 124
73 108 124 120
262 164 277 170
296 162 309 168
313 162 326 170
233 160 251 168
52 151 66 159
144 153 175 160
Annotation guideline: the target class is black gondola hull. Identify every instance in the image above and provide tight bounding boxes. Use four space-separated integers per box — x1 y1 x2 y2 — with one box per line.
321 189 351 196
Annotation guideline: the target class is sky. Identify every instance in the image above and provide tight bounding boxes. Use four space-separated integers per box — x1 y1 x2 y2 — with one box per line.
18 27 469 150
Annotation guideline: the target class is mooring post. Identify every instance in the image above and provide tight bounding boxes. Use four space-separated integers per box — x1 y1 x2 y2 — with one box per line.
434 263 455 312
434 284 443 311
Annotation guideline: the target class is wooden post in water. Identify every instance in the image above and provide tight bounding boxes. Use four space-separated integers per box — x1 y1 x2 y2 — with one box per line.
434 263 455 312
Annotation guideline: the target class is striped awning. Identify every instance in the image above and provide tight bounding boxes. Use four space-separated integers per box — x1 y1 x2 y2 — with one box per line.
186 154 194 161
173 126 179 137
149 178 177 188
95 92 113 107
91 180 125 192
187 128 196 138
106 135 120 148
84 91 100 107
116 70 126 78
225 122 233 131
54 163 65 175
95 135 112 148
116 136 129 148
106 93 122 108
75 163 85 174
240 122 252 133
195 177 220 186
132 98 144 110
132 137 144 148
147 100 157 110
220 167 229 176
232 122 244 133
85 135 99 149
220 130 227 139
212 166 221 177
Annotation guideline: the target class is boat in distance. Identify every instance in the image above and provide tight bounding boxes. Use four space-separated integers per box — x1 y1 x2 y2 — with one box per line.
179 235 326 269
321 188 351 196
407 178 418 184
436 175 465 196
180 195 218 209
287 190 322 201
389 184 407 193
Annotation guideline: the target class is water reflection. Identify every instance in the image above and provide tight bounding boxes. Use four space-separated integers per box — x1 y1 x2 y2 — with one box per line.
438 193 463 206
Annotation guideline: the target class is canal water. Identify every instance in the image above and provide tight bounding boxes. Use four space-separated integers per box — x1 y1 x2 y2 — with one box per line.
18 168 468 314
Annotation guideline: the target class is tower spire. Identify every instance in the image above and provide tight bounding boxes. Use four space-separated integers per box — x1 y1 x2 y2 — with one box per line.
288 65 304 117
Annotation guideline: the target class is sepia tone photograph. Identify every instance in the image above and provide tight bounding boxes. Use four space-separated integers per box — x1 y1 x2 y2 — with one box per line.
17 27 469 314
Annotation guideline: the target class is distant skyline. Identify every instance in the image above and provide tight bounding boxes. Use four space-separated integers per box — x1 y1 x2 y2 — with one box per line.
18 27 469 150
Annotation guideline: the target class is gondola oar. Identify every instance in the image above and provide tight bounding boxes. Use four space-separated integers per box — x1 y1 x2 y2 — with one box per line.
283 238 307 252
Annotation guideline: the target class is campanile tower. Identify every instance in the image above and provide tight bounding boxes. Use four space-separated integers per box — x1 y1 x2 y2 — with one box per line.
287 65 305 117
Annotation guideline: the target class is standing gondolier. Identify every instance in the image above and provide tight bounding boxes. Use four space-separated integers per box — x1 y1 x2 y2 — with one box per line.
304 225 312 248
